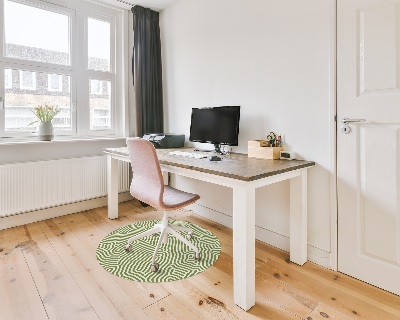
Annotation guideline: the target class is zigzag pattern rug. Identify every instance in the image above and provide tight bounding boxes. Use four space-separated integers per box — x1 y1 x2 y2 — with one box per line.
96 220 221 282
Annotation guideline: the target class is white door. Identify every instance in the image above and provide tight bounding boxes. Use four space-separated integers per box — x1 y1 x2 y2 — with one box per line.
337 0 400 294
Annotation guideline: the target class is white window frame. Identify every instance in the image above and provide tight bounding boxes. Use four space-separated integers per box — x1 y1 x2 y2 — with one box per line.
4 68 11 89
48 74 63 92
81 10 118 136
19 70 36 91
0 0 126 139
1 0 74 137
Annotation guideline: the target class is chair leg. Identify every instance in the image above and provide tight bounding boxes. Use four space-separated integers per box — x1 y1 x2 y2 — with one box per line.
160 212 169 243
126 225 161 248
127 212 200 272
171 225 192 234
170 225 193 240
152 227 169 266
166 226 200 259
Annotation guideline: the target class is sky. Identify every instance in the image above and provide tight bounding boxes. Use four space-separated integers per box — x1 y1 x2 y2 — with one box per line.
4 0 110 59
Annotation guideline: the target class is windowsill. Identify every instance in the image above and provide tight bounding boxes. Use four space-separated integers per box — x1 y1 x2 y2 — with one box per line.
0 136 127 146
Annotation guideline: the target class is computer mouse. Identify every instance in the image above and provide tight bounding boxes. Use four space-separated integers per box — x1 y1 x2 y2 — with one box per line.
208 155 222 161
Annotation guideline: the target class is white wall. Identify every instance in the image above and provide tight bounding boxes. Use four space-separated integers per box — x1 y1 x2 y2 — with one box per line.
160 0 335 267
0 139 127 164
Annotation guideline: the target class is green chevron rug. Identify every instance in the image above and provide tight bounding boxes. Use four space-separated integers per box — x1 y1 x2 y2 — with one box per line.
96 220 221 282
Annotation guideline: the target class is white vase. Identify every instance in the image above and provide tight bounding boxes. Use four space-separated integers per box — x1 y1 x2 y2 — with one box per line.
38 122 54 141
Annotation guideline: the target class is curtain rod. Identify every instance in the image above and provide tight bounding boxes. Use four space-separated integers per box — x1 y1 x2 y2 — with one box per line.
115 0 135 8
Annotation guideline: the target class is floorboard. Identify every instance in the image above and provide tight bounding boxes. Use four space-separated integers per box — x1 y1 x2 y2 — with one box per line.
1 200 400 320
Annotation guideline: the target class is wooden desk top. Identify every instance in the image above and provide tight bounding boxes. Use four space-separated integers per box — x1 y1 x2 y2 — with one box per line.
104 147 315 182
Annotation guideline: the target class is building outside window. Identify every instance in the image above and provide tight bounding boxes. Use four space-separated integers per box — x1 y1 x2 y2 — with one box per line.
6 70 71 132
19 70 36 91
92 108 110 130
90 80 111 130
48 74 63 92
90 79 103 95
4 69 12 89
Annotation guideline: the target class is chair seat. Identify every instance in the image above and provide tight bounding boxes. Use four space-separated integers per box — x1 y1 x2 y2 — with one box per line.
162 186 200 209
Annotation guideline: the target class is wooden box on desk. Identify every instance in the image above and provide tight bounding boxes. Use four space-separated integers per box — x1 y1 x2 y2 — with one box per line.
248 140 283 160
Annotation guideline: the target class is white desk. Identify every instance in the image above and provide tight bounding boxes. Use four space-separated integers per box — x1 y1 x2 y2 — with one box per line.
104 147 314 311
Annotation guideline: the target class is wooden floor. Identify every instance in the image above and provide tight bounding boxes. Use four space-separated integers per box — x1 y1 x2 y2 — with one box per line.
1 200 400 320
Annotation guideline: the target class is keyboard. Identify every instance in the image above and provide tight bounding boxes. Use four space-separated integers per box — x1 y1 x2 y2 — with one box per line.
169 151 208 159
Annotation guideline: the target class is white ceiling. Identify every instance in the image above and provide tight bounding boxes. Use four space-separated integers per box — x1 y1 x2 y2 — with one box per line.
99 0 179 11
132 0 179 10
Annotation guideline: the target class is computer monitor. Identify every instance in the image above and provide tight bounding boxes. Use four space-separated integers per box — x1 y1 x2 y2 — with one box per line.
189 106 240 153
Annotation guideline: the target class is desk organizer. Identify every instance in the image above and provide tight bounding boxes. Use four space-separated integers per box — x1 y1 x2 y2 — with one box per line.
248 140 283 160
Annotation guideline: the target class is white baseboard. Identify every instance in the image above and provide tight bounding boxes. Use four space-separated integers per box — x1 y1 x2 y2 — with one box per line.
187 202 233 228
2 195 332 269
255 225 332 269
188 203 332 269
0 192 133 231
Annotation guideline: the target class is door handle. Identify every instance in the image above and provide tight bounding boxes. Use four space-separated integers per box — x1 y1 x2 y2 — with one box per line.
340 117 366 134
341 117 366 124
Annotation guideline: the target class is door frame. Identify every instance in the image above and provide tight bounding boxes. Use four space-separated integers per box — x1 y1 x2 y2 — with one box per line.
329 0 338 271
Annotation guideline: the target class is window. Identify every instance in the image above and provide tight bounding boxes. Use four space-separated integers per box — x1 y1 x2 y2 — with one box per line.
48 74 63 92
4 0 70 65
19 70 36 90
4 69 12 89
88 18 110 71
0 0 124 138
90 80 111 130
86 14 115 134
6 70 71 132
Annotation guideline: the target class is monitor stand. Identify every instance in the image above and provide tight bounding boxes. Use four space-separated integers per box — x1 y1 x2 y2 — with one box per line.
214 143 223 154
194 144 225 154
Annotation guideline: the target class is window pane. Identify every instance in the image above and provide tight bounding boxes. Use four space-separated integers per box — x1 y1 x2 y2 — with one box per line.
88 18 110 71
4 0 70 65
90 79 111 130
5 69 71 132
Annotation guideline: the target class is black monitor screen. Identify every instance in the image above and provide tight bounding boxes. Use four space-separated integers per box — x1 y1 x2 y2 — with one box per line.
189 106 240 146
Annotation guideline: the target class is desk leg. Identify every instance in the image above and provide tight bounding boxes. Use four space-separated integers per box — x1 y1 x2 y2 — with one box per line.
289 169 308 265
233 185 255 311
107 154 119 219
162 171 169 185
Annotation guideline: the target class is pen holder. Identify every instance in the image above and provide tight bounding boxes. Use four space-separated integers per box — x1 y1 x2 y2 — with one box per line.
248 140 283 160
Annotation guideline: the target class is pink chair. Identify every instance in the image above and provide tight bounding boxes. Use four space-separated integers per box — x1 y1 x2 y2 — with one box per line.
125 137 200 272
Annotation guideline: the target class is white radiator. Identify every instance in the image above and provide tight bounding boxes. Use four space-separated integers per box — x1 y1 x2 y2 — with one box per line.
0 156 131 217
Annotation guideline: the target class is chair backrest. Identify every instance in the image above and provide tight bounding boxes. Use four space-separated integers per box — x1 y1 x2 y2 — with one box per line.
126 138 164 209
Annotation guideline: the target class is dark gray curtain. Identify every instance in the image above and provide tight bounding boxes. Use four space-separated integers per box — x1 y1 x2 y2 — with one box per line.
132 5 164 136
